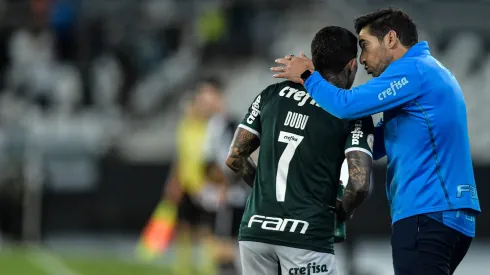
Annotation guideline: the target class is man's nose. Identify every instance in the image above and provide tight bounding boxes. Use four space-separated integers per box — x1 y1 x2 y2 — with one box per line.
359 55 366 65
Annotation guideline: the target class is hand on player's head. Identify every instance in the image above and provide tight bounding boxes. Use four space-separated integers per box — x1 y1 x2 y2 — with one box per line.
271 52 314 84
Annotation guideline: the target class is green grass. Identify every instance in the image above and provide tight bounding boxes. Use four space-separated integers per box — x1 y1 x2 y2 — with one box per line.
63 257 170 275
0 248 171 275
0 250 48 275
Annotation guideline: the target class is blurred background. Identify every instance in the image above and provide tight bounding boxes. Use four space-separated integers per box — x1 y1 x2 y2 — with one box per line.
0 0 488 274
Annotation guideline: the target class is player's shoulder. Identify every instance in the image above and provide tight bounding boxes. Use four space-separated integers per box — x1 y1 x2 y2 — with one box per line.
262 80 318 107
277 80 304 90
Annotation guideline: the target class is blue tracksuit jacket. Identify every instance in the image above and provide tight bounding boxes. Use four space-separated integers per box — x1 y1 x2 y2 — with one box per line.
304 41 480 237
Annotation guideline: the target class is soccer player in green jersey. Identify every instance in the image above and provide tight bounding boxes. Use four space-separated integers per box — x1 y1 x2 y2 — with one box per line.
225 26 374 275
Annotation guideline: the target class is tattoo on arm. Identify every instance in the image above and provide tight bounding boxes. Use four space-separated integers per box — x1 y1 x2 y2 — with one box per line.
341 150 373 219
225 128 260 187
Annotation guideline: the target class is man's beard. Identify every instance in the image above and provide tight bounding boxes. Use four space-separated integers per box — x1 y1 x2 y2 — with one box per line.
373 56 392 77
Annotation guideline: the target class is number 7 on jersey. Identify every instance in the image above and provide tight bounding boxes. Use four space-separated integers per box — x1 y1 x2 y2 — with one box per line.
276 131 304 202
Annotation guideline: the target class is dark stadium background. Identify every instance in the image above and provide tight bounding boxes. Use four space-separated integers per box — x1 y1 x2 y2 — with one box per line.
0 0 488 274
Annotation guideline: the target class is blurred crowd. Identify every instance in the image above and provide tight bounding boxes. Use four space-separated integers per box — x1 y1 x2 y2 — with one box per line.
0 0 265 185
0 0 278 261
0 0 290 167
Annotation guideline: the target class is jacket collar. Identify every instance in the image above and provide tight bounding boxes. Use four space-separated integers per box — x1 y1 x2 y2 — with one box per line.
403 41 430 58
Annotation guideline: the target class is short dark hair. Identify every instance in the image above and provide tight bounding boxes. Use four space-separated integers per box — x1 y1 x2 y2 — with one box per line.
311 26 358 75
199 76 223 91
354 8 418 47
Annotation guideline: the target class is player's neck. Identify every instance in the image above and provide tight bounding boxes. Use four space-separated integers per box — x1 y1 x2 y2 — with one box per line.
393 45 410 61
322 72 350 89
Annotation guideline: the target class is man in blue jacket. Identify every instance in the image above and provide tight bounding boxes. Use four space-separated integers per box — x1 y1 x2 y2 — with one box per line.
271 8 480 275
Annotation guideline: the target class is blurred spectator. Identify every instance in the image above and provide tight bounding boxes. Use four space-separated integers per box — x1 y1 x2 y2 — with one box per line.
134 0 182 76
201 76 251 274
89 52 123 115
7 1 55 103
197 1 227 60
163 78 225 275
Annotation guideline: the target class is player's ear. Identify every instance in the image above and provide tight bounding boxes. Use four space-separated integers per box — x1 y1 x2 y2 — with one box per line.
348 58 358 71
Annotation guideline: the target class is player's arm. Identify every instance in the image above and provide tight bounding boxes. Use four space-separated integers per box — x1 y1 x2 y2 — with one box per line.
203 116 228 185
225 127 260 187
304 61 422 119
163 163 183 204
338 117 374 220
340 150 372 219
205 162 227 184
162 120 186 204
225 89 268 187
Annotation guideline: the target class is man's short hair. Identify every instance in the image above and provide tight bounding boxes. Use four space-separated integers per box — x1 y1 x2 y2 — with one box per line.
311 26 358 75
354 8 418 48
199 76 223 92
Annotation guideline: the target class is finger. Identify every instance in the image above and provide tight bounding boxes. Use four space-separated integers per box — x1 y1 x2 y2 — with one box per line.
275 58 290 66
270 66 286 73
273 72 288 78
300 52 312 62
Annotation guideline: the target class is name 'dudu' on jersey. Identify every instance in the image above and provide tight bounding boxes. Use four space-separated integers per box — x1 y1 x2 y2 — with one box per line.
284 111 309 130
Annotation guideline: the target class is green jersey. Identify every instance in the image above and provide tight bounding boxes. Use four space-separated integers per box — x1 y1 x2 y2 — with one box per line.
238 81 374 254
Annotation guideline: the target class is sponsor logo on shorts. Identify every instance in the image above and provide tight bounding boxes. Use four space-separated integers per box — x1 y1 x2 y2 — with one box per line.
378 77 409 101
289 262 328 274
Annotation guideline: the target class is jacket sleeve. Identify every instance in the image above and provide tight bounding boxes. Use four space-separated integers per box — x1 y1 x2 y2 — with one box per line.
304 60 422 119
